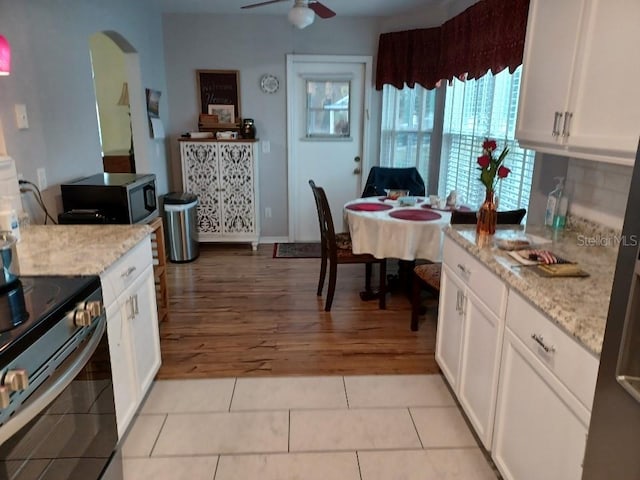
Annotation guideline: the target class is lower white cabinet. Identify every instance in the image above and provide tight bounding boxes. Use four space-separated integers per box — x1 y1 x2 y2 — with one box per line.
102 236 162 439
436 254 506 449
492 328 589 480
491 290 598 480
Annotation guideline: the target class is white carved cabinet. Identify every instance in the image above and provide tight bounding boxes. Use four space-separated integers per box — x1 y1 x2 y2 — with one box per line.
180 140 260 249
516 0 640 164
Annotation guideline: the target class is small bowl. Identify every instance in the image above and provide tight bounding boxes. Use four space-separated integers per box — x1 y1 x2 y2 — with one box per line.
385 189 410 200
398 196 417 207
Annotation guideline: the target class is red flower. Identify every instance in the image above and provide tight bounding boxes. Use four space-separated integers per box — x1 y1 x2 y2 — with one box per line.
482 139 497 151
498 166 511 178
477 155 490 168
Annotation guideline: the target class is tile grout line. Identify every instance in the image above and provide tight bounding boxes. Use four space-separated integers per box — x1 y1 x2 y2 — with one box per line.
211 455 220 480
356 450 363 480
147 413 169 458
228 377 238 412
342 376 350 408
288 409 291 453
407 407 424 449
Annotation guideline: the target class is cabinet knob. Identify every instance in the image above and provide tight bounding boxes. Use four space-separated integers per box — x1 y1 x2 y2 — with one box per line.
74 309 93 327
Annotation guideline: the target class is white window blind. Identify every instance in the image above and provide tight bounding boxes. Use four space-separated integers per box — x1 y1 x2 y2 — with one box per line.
438 67 535 212
379 84 436 186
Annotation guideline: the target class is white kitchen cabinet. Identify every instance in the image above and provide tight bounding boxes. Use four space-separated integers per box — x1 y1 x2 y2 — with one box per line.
492 291 598 480
102 236 162 439
435 237 507 449
516 0 640 164
492 329 589 480
180 140 260 249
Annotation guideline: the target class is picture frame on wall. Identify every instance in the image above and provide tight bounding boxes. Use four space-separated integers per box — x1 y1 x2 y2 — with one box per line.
196 69 241 122
207 104 235 124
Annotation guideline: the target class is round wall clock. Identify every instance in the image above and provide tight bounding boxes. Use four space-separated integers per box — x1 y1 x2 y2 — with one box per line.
260 74 279 94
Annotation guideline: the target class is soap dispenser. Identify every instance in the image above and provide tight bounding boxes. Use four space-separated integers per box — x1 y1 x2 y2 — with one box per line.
545 177 564 227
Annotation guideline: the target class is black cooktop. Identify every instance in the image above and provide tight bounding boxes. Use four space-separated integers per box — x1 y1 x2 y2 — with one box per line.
0 276 101 366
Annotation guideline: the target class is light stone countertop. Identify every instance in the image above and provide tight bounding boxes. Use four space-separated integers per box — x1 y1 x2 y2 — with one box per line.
16 224 152 276
445 224 620 356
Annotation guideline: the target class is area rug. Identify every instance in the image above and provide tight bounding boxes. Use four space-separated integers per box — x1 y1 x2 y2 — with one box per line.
273 242 321 258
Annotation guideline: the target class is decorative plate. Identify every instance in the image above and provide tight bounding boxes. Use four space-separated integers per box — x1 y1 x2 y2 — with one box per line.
260 74 279 94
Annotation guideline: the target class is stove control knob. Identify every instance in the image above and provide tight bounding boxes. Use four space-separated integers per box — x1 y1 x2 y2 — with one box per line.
0 386 10 409
85 300 103 318
74 309 93 327
4 369 29 392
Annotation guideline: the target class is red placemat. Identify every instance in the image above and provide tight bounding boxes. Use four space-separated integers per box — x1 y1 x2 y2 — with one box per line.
389 209 442 221
421 204 472 212
346 202 394 212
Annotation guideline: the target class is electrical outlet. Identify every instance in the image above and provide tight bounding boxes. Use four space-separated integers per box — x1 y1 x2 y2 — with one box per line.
36 168 47 190
265 207 272 218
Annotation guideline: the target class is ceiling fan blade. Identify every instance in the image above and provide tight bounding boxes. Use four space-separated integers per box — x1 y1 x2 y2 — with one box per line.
241 0 288 10
308 1 336 18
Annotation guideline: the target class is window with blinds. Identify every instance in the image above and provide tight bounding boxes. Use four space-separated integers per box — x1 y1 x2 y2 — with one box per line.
438 67 535 211
379 85 437 186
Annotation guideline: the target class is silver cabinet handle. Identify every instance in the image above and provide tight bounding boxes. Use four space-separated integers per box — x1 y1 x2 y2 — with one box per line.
531 333 556 354
133 294 139 316
120 266 136 278
552 111 562 137
455 290 465 314
561 111 573 137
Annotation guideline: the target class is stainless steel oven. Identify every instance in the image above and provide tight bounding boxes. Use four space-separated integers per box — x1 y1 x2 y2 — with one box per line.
0 276 119 480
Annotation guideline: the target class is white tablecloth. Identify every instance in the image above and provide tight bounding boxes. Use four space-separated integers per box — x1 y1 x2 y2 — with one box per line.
344 197 451 261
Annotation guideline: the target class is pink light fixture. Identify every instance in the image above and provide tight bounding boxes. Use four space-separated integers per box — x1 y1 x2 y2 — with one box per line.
0 35 10 76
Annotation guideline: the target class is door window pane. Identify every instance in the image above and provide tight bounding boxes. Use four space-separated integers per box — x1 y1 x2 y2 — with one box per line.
306 80 350 137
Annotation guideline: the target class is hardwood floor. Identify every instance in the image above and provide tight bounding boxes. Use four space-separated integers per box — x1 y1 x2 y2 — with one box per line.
158 243 439 378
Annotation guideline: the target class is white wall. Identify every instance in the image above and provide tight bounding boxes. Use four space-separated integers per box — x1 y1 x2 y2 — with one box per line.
162 13 382 237
0 0 170 222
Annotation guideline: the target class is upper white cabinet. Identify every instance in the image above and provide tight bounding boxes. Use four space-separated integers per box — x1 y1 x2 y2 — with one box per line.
516 0 640 164
180 140 260 250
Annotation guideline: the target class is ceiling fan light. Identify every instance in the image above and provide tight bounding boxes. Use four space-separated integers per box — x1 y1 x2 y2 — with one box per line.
288 6 314 29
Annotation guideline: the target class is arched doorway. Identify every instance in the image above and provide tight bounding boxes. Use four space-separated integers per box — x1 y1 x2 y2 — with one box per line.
89 31 144 174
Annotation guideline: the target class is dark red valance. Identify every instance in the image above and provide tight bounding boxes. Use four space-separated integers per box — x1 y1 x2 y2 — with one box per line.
376 0 530 90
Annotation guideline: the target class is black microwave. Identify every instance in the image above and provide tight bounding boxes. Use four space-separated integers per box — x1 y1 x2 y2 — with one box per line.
60 173 158 224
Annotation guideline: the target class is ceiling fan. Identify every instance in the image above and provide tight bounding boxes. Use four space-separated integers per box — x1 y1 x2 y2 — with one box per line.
241 0 336 30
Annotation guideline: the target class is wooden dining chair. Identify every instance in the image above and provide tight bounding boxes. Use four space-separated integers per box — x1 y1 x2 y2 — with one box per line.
309 180 386 312
410 208 527 330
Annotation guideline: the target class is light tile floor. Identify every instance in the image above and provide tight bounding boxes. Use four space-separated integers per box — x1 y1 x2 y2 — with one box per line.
104 374 498 480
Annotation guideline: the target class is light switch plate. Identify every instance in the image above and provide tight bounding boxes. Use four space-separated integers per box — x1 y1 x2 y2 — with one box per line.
14 104 29 130
262 141 270 154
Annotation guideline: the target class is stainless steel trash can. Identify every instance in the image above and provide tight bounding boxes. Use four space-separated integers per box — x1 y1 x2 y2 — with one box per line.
164 192 199 263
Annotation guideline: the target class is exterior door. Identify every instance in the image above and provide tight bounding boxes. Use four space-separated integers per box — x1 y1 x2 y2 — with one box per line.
286 55 372 242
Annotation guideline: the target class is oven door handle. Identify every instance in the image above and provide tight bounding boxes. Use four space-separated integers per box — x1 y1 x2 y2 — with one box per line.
0 316 107 444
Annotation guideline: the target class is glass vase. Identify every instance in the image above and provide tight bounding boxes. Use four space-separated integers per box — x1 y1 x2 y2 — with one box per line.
476 190 497 235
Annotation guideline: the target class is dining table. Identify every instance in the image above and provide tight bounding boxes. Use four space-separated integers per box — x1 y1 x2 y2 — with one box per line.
344 196 467 263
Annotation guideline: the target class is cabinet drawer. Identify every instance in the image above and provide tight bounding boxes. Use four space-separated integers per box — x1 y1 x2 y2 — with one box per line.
506 291 599 411
443 236 507 317
101 236 153 308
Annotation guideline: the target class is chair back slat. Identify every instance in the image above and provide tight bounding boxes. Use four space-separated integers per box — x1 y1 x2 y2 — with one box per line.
450 208 526 225
309 180 338 256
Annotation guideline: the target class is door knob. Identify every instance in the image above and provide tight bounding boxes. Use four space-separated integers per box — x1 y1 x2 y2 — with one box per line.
354 156 361 163
353 168 361 174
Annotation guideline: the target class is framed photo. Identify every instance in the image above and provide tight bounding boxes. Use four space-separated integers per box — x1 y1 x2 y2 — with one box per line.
207 104 235 124
196 70 241 121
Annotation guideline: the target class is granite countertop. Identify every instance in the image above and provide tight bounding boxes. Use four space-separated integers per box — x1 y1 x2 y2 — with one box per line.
16 224 152 276
445 222 619 356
